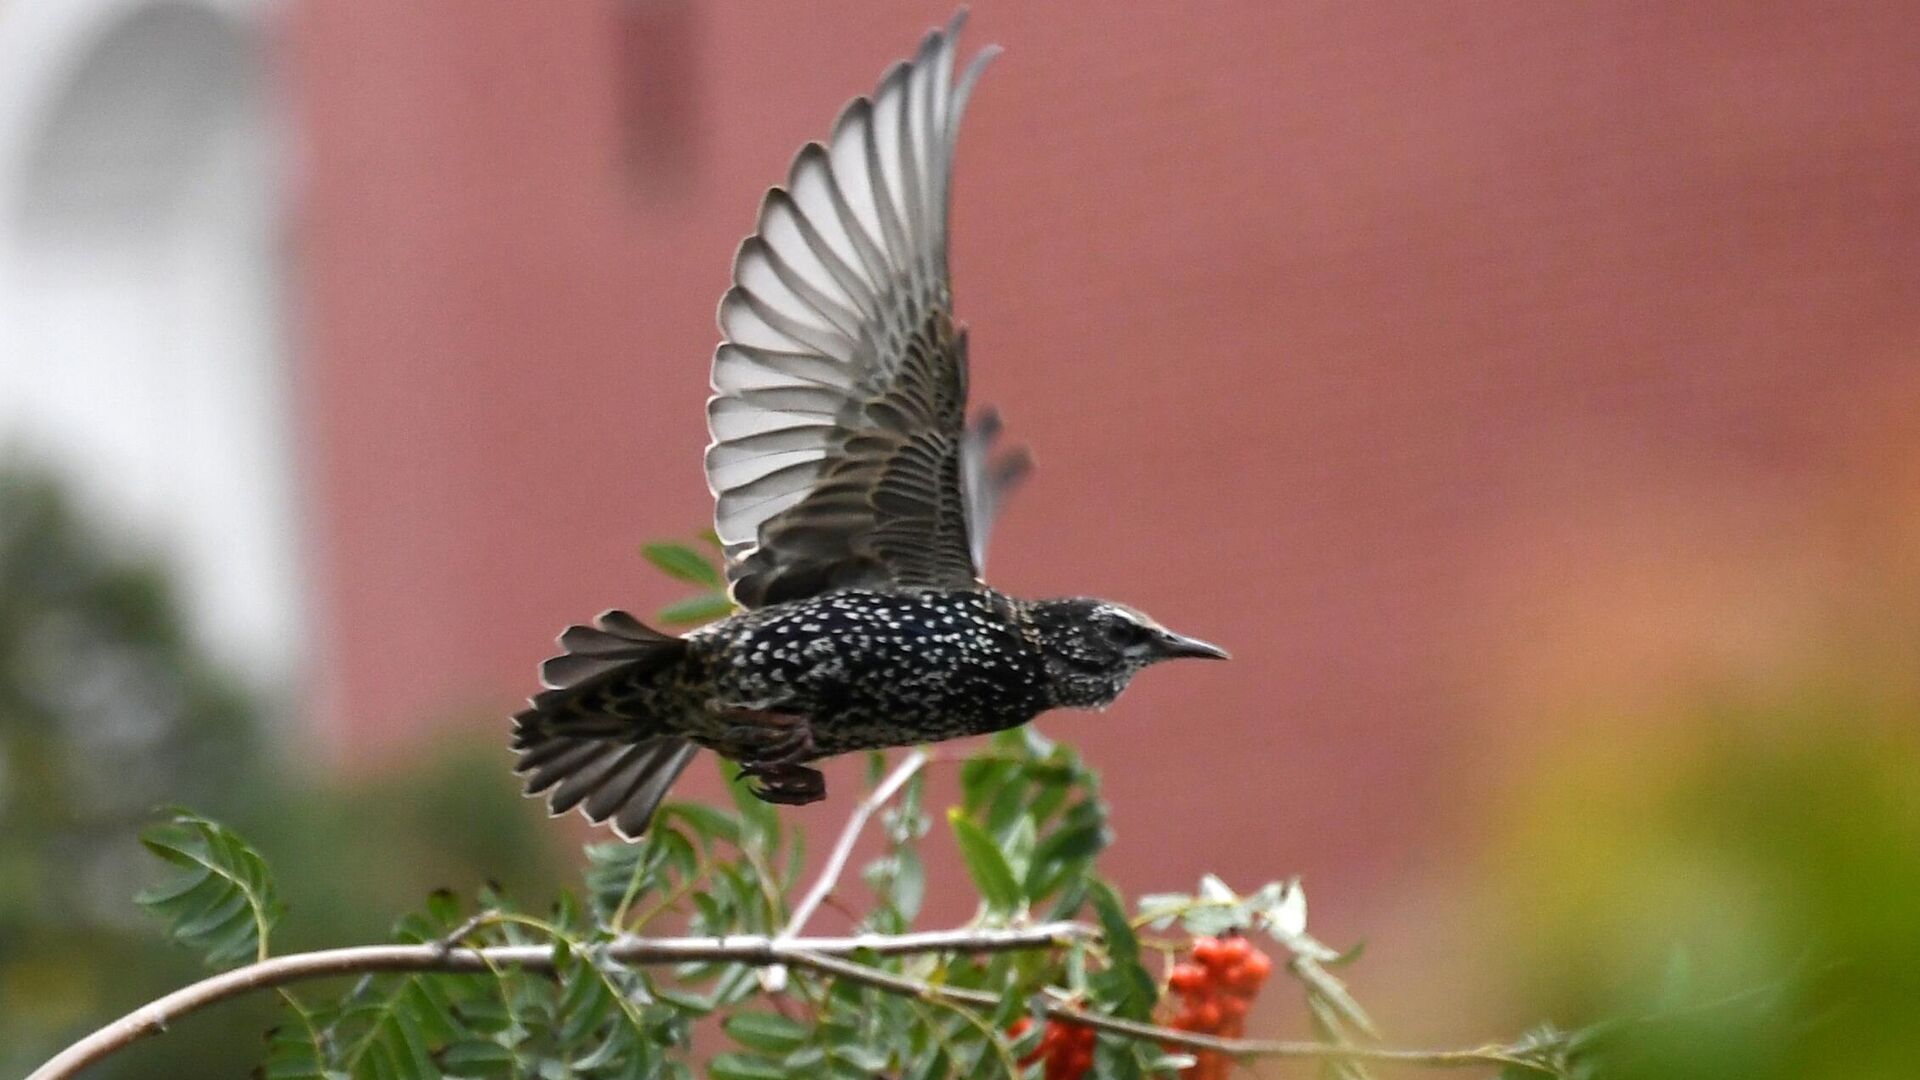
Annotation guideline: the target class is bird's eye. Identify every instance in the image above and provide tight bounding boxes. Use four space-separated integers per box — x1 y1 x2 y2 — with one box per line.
1105 619 1151 647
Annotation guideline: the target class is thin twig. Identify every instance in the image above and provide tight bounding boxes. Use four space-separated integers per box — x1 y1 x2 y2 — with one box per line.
763 749 929 991
626 854 711 933
434 909 503 954
783 950 1540 1070
28 921 1541 1080
787 749 930 937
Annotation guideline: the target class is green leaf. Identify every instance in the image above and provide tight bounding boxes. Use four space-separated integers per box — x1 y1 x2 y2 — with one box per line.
135 808 282 967
262 1012 329 1080
1045 873 1092 922
709 1052 789 1080
557 960 616 1045
949 809 1021 914
328 961 503 1080
654 984 718 1016
657 592 734 626
903 1048 951 1080
583 842 654 921
1089 880 1156 1020
983 776 1029 838
724 1011 810 1054
831 1044 892 1073
784 826 808 890
958 757 1012 814
1033 806 1108 866
425 888 462 929
1092 1036 1146 1080
1089 880 1140 968
711 962 762 1007
657 825 699 879
893 847 926 922
660 802 742 846
1028 800 1106 900
375 1002 440 1080
573 1024 644 1072
1001 815 1037 888
438 1039 515 1077
640 541 723 589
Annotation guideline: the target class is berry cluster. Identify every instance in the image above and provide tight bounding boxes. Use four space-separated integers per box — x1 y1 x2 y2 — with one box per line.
1165 934 1274 1079
1008 1016 1096 1080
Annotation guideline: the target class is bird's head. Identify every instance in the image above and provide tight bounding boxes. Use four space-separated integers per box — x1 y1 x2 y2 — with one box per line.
1025 598 1229 709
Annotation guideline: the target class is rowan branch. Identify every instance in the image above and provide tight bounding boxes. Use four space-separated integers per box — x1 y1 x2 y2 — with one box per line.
28 923 1087 1080
31 919 1554 1080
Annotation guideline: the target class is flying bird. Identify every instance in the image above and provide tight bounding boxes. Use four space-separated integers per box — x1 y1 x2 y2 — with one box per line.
512 11 1226 839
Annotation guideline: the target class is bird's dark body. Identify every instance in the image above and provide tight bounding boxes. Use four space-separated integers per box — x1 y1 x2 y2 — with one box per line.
691 590 1049 754
644 590 1049 757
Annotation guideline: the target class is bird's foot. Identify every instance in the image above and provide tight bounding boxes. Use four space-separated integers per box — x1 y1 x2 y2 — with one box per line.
744 764 827 806
714 708 825 804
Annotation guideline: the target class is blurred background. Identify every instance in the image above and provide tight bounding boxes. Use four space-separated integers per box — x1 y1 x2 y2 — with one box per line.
3 1 1919 1075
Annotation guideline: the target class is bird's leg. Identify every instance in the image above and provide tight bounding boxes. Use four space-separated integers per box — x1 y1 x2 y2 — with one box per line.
717 707 826 806
745 765 827 806
719 708 816 771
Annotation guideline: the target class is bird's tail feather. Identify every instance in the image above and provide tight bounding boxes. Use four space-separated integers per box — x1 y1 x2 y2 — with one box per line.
511 610 697 840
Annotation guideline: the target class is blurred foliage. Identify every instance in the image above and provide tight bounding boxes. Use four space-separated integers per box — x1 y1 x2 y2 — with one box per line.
0 469 562 1078
1490 691 1920 1078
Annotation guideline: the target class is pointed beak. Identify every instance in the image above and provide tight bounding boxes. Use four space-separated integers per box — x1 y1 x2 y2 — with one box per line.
1158 630 1230 661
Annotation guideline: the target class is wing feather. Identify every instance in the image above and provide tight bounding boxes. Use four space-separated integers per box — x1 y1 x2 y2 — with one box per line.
706 11 1025 608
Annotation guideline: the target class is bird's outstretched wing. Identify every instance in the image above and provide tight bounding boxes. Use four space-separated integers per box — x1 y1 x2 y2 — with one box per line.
705 11 1015 609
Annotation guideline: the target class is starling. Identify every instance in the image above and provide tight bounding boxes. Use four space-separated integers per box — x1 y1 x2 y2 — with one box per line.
512 11 1227 839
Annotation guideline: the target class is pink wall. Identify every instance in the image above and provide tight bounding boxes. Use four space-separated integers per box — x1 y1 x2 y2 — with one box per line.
288 1 1920 940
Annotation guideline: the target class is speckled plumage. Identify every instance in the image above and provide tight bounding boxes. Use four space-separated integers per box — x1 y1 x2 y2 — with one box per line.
685 589 1049 754
510 13 1226 839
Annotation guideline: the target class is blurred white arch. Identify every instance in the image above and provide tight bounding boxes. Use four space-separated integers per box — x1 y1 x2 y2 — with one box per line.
0 0 301 692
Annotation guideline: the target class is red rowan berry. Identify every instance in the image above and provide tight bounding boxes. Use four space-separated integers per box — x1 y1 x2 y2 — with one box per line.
1169 962 1208 993
1242 949 1273 984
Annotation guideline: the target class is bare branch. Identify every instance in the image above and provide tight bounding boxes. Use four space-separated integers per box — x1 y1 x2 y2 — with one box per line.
30 924 1081 1080
30 920 1543 1080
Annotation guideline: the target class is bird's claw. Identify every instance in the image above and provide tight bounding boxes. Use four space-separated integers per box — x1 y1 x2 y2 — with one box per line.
714 707 825 804
746 765 827 806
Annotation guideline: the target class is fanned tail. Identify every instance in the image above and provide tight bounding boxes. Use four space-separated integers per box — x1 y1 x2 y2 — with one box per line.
511 610 698 840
